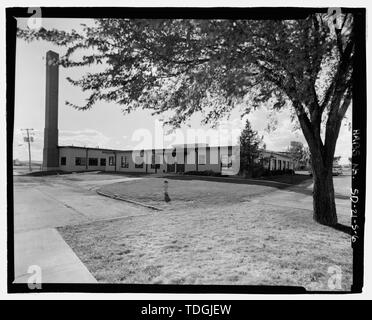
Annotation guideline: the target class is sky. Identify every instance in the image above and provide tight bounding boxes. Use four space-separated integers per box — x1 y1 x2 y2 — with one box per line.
13 18 352 164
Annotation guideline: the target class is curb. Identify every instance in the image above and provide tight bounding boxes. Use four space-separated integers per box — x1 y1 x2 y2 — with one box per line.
96 190 162 211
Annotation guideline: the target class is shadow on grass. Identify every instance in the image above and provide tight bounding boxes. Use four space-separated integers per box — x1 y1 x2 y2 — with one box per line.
163 174 311 186
161 174 350 200
98 171 150 177
331 223 352 235
161 174 315 195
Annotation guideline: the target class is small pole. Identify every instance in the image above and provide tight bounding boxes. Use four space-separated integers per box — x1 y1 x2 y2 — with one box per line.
27 130 31 172
164 180 171 202
21 128 33 172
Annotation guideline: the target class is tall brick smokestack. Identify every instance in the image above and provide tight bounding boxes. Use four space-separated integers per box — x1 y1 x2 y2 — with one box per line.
42 50 59 170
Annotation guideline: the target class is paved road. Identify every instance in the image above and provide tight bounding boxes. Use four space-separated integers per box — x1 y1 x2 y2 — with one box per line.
14 173 146 232
13 172 147 284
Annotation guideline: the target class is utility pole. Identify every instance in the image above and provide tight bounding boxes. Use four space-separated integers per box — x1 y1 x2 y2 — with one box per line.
21 128 34 172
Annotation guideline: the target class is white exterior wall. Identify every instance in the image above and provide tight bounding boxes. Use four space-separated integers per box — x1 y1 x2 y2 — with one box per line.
115 150 168 173
87 149 109 171
59 147 109 172
185 148 196 172
117 150 148 173
59 148 85 172
200 147 221 172
58 145 242 174
156 150 167 173
105 153 117 171
114 151 130 172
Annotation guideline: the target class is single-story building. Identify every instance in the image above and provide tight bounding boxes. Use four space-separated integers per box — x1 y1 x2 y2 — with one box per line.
57 143 240 175
56 144 293 175
257 150 295 171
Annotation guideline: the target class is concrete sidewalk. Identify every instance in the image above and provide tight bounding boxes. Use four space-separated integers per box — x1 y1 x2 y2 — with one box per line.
13 173 148 284
14 228 97 283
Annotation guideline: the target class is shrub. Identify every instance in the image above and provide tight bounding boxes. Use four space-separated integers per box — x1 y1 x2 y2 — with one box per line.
268 169 294 176
184 170 221 177
252 165 266 178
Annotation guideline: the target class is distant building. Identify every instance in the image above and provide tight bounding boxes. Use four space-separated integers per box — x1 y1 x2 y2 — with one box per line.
58 144 241 175
56 145 293 174
257 150 294 171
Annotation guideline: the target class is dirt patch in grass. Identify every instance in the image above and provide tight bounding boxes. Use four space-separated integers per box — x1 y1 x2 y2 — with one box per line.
59 202 352 290
99 178 278 210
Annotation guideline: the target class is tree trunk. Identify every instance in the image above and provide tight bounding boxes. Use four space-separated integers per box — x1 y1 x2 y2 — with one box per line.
312 164 338 226
294 103 339 226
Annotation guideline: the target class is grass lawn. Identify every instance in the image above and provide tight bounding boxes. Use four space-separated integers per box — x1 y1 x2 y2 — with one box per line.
58 175 352 290
98 177 280 210
255 173 312 185
306 175 351 198
59 201 352 290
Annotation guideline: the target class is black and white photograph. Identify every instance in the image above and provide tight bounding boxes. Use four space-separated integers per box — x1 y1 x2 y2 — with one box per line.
3 3 368 297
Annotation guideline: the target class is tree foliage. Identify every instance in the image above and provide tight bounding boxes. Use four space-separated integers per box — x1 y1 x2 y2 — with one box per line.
239 119 263 175
17 13 354 225
287 141 311 169
18 16 353 130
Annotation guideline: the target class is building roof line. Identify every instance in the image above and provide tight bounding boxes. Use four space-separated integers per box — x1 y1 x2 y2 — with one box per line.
57 144 236 152
58 145 293 160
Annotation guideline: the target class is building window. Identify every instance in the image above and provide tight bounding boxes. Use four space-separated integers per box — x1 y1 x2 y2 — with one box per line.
135 156 144 168
199 154 206 165
75 157 86 166
151 152 160 169
151 153 155 169
100 158 106 166
109 156 115 166
89 158 98 166
121 156 129 168
61 157 66 166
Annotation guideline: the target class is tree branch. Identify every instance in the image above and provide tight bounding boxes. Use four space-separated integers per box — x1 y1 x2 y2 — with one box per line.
338 81 352 118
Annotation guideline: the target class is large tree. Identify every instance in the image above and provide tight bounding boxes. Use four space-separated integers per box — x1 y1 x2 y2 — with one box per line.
17 14 354 226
